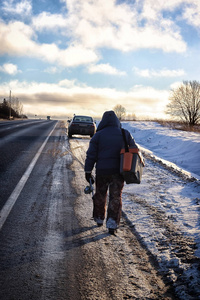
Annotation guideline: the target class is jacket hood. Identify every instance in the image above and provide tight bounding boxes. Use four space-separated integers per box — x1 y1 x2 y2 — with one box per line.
97 110 121 131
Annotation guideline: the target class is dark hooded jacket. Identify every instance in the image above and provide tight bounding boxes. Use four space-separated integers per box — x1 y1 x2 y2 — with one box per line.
84 111 138 176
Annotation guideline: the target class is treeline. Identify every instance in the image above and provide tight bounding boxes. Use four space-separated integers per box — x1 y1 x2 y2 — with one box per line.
0 98 27 119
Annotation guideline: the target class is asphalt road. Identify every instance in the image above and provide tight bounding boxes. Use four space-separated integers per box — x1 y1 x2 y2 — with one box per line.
0 120 82 299
0 119 58 211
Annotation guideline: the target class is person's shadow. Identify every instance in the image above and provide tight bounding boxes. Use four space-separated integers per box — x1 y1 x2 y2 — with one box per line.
63 225 110 250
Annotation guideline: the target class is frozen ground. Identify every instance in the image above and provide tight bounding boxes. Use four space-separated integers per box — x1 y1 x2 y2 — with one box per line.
120 121 200 298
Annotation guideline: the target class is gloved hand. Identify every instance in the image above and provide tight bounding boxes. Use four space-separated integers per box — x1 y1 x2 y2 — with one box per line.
85 172 95 184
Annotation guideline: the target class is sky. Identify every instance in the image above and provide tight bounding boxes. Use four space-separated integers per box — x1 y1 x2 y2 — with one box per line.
0 0 200 119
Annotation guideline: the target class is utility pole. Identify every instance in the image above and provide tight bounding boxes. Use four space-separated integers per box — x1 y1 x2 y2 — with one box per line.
9 90 11 119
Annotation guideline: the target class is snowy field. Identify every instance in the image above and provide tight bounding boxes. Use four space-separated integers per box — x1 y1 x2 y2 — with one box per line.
120 122 200 298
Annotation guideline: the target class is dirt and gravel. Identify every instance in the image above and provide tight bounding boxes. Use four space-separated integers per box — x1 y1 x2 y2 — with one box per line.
0 121 199 299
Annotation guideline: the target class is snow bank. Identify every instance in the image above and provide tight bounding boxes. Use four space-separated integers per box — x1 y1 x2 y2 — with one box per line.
122 121 200 179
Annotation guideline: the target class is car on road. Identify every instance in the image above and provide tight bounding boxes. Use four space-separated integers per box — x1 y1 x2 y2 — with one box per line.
68 115 96 138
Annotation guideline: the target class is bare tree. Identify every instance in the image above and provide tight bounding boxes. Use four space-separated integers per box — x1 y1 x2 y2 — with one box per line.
17 101 24 116
0 96 25 119
11 97 24 117
166 80 200 126
126 113 136 121
113 104 126 120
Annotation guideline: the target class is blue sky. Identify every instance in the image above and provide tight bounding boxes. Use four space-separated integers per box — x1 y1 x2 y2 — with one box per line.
0 0 200 119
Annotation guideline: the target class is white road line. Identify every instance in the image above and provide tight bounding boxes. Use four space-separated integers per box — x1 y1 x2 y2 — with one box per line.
0 122 58 231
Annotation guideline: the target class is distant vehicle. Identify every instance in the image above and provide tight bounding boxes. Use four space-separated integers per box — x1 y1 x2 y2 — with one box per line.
68 115 96 138
47 116 51 120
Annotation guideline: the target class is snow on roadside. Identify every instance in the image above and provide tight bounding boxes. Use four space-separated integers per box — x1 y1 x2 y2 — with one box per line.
120 122 200 250
120 121 200 298
122 121 200 179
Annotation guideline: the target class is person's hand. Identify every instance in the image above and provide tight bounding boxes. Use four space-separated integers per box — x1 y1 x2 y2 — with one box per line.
85 172 95 184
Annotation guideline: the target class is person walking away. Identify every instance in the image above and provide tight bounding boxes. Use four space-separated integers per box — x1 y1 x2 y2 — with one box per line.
84 111 138 234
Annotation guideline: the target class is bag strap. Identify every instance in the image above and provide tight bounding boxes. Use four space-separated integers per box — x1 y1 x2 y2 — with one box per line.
121 128 129 152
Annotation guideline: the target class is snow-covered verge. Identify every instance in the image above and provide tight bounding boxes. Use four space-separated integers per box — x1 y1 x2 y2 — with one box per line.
122 121 200 179
121 121 200 299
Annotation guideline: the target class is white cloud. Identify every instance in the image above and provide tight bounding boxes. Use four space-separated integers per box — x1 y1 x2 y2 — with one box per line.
32 12 68 31
31 0 187 53
0 63 21 75
0 20 37 56
0 20 99 67
88 64 126 76
134 67 185 78
0 0 191 72
140 0 200 31
62 0 186 53
58 79 76 88
2 0 32 16
140 0 184 19
182 1 200 28
58 44 99 67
